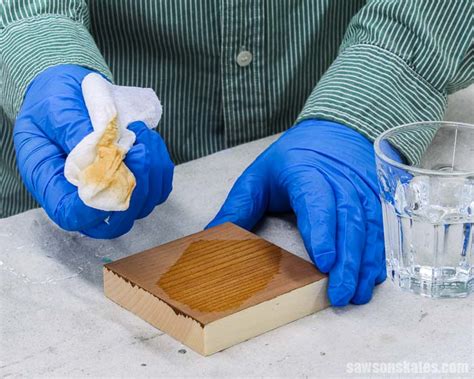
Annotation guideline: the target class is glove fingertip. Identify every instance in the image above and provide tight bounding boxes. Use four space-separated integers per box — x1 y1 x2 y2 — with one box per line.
158 158 174 205
351 292 373 305
328 284 355 307
205 216 232 230
207 169 267 232
159 181 173 205
351 283 375 305
127 121 149 137
352 267 386 304
375 266 387 285
137 205 154 220
311 250 336 273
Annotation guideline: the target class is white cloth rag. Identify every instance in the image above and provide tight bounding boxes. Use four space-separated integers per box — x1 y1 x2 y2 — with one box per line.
64 73 162 211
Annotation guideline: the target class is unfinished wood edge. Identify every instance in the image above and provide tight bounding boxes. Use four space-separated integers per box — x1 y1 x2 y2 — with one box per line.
203 278 329 356
103 267 205 354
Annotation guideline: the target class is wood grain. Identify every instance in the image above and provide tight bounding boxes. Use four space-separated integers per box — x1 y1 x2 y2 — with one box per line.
104 222 328 355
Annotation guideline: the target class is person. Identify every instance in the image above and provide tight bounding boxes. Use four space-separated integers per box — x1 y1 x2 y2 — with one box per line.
1 1 472 306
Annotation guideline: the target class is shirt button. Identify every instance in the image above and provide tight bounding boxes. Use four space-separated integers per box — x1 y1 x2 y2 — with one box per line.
236 50 253 67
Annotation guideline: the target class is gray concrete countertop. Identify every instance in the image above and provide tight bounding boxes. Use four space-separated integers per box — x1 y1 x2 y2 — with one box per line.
1 86 473 377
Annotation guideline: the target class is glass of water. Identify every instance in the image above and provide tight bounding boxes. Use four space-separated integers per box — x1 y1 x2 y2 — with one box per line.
374 122 473 298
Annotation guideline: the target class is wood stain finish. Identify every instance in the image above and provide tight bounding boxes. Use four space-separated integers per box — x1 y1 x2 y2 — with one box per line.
104 223 328 355
158 239 283 313
105 223 324 324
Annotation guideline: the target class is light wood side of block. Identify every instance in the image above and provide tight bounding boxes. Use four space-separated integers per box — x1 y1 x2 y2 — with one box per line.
104 266 328 356
104 267 206 354
204 277 328 355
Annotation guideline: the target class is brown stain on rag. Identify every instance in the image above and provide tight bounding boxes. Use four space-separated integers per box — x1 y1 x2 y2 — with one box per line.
81 117 136 207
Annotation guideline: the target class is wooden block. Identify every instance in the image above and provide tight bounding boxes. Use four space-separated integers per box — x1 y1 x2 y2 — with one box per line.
104 223 328 355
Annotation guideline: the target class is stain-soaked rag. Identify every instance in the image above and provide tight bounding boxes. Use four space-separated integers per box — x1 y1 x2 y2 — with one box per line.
64 73 162 211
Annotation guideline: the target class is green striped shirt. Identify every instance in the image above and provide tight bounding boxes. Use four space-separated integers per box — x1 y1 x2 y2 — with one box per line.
1 0 473 217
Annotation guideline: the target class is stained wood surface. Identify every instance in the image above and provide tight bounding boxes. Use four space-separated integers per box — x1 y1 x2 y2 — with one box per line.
105 223 325 325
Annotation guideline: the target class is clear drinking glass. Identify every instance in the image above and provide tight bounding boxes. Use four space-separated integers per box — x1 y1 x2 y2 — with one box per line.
374 122 474 298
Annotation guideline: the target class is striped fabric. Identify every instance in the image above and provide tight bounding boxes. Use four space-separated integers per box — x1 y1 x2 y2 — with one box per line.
1 0 473 217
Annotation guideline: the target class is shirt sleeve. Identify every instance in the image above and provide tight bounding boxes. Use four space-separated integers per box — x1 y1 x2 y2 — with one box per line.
297 0 473 164
1 0 113 121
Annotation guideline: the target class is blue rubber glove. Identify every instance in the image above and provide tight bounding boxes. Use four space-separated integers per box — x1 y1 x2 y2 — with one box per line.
14 65 174 238
208 120 386 306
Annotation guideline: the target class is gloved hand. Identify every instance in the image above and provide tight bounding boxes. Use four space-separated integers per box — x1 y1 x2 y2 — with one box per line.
208 119 386 306
14 64 174 238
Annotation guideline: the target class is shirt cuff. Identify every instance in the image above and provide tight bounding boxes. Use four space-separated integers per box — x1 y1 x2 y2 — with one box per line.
1 14 112 121
297 44 448 165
